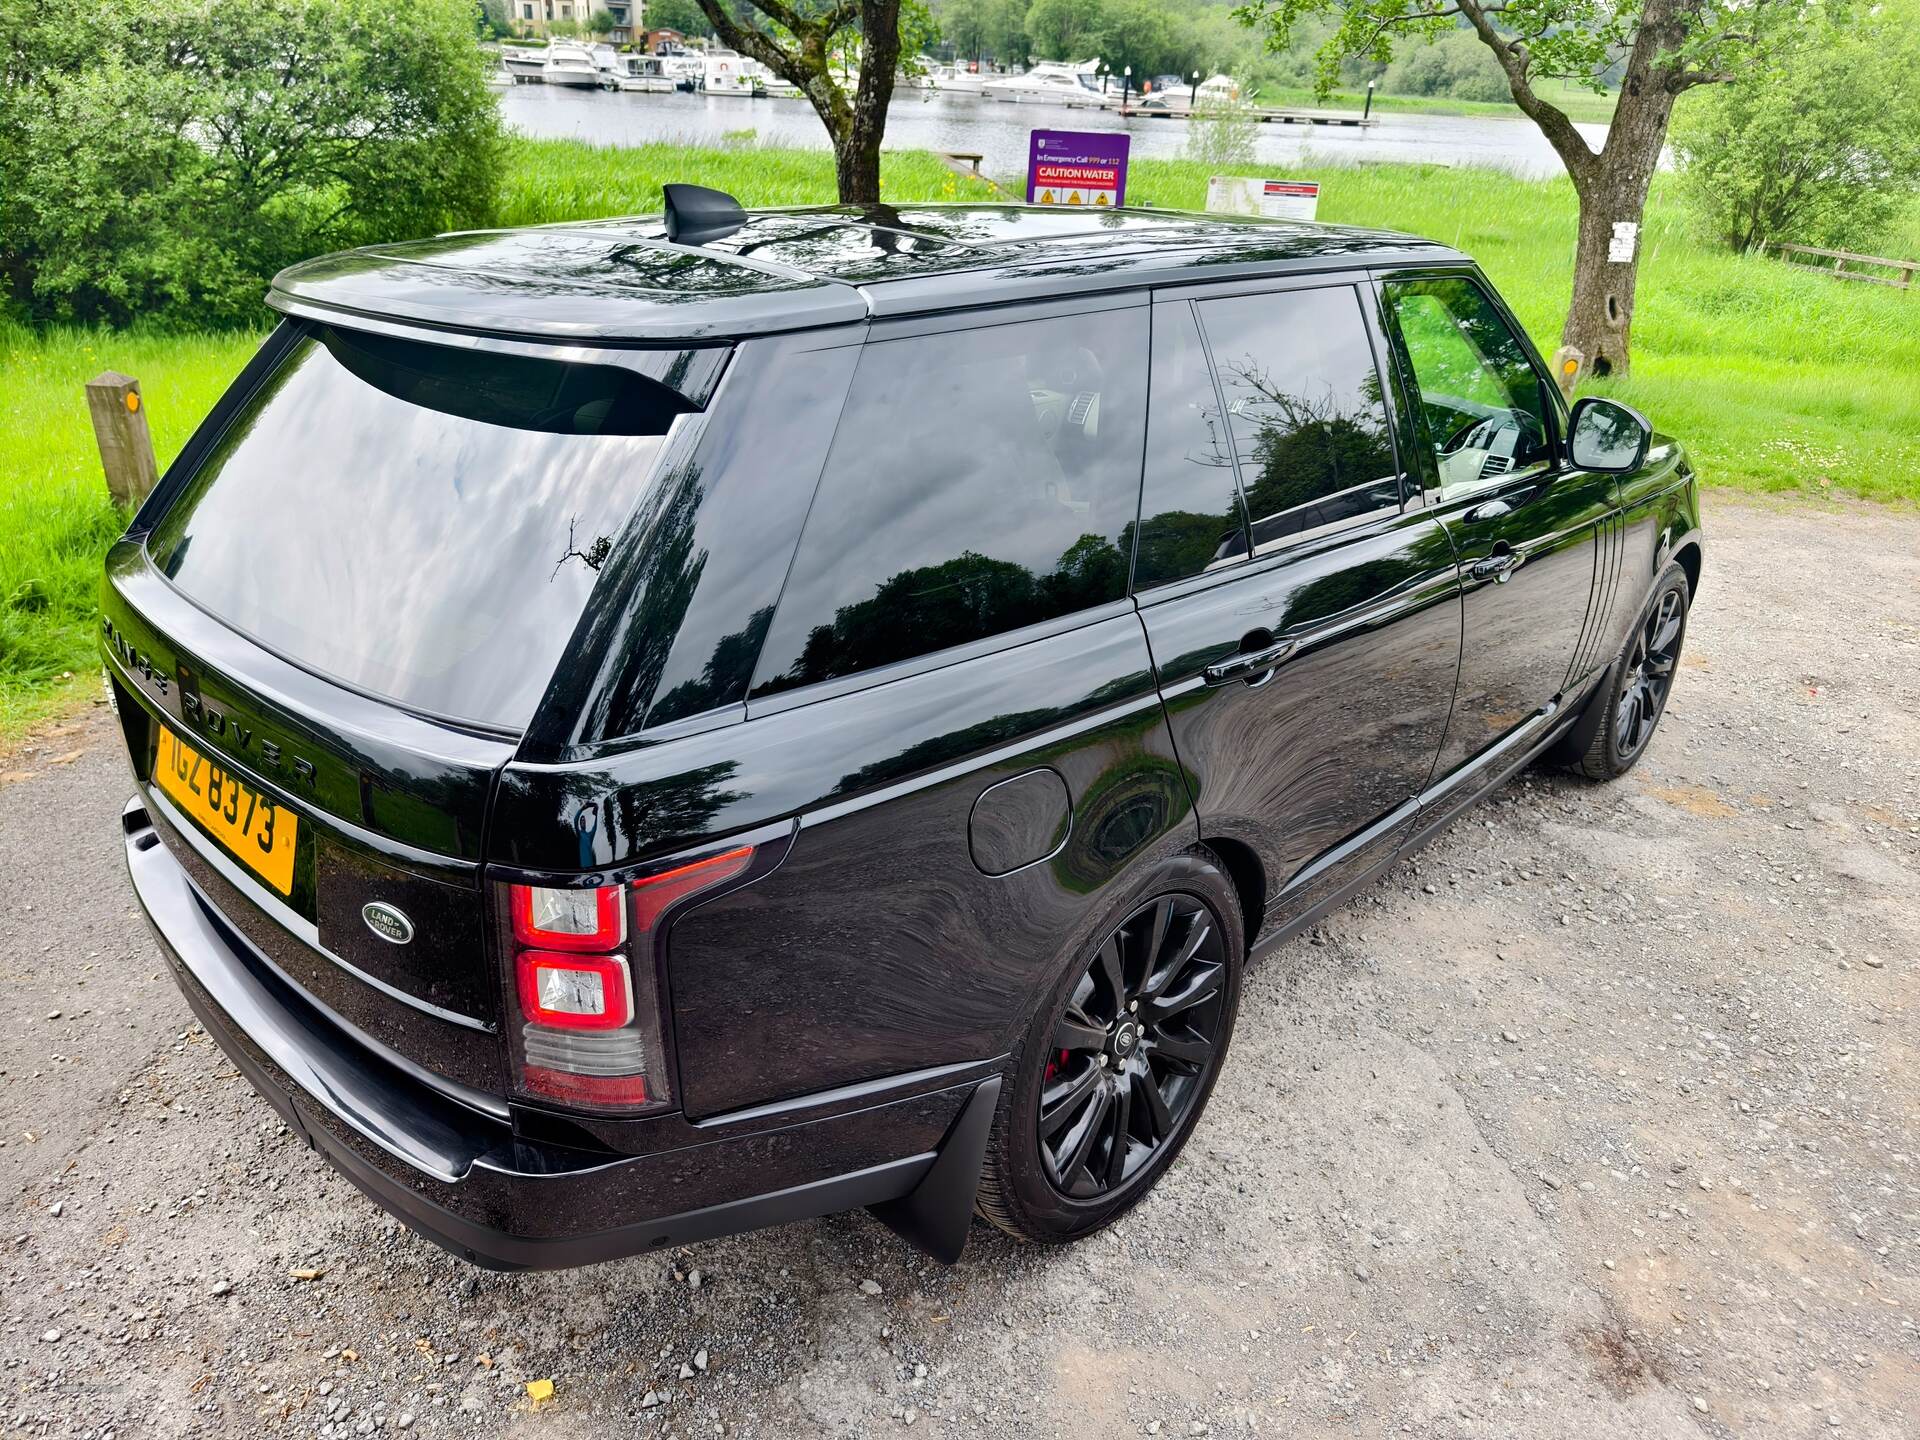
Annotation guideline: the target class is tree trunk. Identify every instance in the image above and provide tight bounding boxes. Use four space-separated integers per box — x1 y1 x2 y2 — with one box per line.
834 122 885 205
1560 69 1674 377
1460 0 1690 379
838 1 902 205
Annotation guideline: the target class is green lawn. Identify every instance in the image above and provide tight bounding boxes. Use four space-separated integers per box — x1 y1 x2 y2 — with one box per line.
3 138 1914 740
1249 76 1617 125
1125 158 1920 506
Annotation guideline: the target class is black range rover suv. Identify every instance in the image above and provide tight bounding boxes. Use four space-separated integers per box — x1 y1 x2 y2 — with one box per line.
104 192 1702 1268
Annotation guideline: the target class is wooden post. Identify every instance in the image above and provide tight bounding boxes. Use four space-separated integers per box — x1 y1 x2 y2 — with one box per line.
85 371 159 509
1549 345 1585 401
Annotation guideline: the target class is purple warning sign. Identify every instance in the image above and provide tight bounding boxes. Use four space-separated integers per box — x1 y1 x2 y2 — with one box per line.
1026 130 1130 209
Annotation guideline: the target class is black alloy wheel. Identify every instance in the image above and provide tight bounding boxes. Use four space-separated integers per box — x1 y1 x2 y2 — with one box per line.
975 852 1244 1245
1573 561 1691 780
1616 587 1684 758
1038 893 1228 1198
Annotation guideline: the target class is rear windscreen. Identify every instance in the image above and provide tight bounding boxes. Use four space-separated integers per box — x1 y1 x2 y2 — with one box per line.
146 325 701 729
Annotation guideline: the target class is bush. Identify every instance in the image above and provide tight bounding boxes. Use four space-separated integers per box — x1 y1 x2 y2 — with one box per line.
0 0 503 328
1381 30 1510 106
1673 10 1920 254
1185 97 1258 172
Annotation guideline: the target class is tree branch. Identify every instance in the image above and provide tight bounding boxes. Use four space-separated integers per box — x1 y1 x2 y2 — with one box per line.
1457 0 1597 183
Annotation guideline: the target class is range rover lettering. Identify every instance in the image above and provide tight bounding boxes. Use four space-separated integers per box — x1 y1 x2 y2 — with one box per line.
104 187 1702 1268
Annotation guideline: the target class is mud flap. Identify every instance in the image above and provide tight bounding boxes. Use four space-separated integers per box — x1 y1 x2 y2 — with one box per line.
867 1076 1002 1264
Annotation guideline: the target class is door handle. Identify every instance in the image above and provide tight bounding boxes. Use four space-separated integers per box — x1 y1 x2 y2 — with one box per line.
1469 547 1523 584
1203 637 1297 686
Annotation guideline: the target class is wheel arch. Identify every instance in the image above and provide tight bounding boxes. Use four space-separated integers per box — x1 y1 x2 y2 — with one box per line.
1198 833 1265 952
1672 538 1702 600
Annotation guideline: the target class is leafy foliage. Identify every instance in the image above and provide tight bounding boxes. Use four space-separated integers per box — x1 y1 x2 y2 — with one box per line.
0 0 502 329
690 1 907 201
1673 7 1920 253
1185 100 1259 170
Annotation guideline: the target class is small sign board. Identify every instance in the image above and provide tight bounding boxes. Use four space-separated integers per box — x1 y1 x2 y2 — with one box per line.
1608 221 1639 264
1027 130 1130 208
1206 176 1321 222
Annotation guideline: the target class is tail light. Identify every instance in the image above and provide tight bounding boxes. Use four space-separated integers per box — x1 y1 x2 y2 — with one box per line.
498 843 757 1114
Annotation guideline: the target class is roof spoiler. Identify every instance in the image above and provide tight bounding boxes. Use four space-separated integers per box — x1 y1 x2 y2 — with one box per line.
663 184 748 247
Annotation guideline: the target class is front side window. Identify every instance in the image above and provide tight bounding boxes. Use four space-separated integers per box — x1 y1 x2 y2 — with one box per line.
1197 287 1400 553
751 308 1147 696
1383 276 1551 497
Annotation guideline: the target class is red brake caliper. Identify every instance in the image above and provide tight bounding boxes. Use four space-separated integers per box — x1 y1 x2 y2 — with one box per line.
1043 1047 1070 1082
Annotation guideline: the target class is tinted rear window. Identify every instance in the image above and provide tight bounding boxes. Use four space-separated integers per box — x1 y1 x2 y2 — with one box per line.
749 307 1147 696
147 326 695 729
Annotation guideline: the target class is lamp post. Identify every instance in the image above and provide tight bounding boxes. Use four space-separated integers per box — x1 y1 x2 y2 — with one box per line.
1189 70 1200 107
1364 78 1376 121
1123 64 1132 107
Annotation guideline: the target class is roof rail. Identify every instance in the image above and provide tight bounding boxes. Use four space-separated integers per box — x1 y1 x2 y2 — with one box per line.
663 184 748 247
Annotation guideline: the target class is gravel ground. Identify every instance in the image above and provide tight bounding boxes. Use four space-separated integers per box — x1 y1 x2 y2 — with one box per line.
1 492 1916 1440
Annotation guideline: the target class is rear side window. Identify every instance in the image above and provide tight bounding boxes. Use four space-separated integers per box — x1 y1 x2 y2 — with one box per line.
147 326 696 729
1197 288 1400 552
750 308 1147 697
1133 301 1248 590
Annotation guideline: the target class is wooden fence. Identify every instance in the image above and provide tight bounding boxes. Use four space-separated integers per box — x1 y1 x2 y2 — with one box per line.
1762 241 1917 290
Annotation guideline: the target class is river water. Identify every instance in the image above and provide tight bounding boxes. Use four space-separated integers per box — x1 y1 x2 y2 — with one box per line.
499 85 1608 181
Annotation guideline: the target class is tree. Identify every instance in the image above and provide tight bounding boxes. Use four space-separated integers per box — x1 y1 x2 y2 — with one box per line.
1025 0 1104 58
1673 8 1920 254
1092 0 1180 78
588 8 618 33
646 0 715 32
1234 0 1835 376
0 0 501 327
693 1 907 203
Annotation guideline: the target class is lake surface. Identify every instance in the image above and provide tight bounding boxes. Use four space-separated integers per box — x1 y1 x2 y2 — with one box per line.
499 85 1610 181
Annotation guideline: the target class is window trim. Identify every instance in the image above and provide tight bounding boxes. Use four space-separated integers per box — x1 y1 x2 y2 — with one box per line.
742 300 1152 712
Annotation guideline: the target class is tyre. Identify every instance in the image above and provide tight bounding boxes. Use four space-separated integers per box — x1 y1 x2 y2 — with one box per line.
976 852 1244 1244
1574 562 1691 781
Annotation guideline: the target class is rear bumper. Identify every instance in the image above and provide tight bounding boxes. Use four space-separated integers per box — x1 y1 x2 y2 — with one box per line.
121 798 994 1270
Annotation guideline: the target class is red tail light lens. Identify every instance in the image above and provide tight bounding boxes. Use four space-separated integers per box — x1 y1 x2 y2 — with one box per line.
498 843 757 1115
630 846 753 936
515 951 633 1031
510 883 625 952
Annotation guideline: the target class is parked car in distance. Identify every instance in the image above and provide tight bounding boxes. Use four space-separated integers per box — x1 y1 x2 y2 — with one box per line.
104 188 1702 1269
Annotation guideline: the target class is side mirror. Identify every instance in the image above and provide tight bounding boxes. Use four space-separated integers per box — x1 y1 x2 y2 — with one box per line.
1567 396 1652 473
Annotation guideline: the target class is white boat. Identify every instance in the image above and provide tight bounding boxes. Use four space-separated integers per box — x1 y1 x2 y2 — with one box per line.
500 46 546 80
981 59 1104 103
702 49 759 96
659 53 704 89
589 43 623 87
1196 73 1242 103
613 54 679 93
919 61 991 96
749 59 801 98
541 42 601 89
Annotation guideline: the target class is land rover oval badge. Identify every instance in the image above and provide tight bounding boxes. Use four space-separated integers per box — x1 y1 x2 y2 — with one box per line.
362 902 414 945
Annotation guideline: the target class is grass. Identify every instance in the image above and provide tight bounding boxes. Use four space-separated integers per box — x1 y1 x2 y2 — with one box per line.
496 136 999 224
1250 76 1617 125
3 137 1914 740
1126 158 1920 505
0 327 263 737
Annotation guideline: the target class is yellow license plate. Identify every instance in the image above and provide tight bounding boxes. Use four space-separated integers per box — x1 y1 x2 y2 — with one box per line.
154 725 298 895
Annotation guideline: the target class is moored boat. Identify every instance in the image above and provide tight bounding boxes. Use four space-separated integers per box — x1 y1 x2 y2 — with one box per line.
541 41 600 89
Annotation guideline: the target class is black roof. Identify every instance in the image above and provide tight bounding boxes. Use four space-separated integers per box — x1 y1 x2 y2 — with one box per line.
269 203 1466 344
